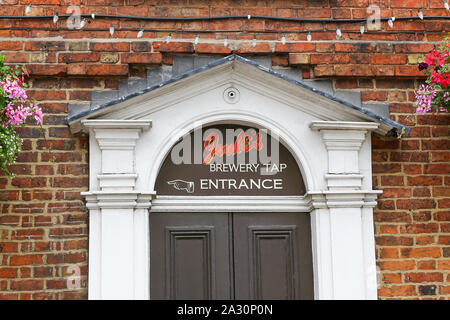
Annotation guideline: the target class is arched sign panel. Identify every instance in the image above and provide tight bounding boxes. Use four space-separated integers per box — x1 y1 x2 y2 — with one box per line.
155 124 306 196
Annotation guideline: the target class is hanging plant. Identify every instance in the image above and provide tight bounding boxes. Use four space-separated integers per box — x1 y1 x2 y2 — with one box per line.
0 55 43 176
414 37 450 115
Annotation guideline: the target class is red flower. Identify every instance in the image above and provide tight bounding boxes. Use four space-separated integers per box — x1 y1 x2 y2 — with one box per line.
425 50 449 67
431 69 450 87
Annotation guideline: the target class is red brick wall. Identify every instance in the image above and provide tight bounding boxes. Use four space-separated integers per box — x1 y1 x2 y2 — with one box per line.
0 1 448 300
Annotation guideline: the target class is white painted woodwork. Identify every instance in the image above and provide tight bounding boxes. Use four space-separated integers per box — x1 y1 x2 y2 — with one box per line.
72 59 386 300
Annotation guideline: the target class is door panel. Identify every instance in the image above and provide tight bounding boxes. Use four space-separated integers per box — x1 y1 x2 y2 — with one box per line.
150 212 231 299
233 213 314 300
150 212 313 300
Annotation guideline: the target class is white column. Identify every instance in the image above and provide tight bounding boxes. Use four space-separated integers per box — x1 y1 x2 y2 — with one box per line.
309 121 381 300
81 120 153 300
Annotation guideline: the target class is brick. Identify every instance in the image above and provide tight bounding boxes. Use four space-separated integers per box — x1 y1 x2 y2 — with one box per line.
335 42 374 53
437 260 450 270
0 294 18 300
334 79 358 89
275 42 316 53
391 152 429 162
121 53 162 64
132 41 150 52
0 41 22 50
412 187 431 197
418 285 437 296
32 266 52 279
67 64 129 76
424 164 450 174
395 65 426 77
289 53 310 65
422 139 449 150
10 255 43 266
59 53 100 63
51 177 88 188
374 211 411 223
47 253 84 264
394 43 434 53
407 176 442 186
46 279 66 289
32 292 55 300
378 285 417 297
380 176 404 186
377 200 395 210
194 43 232 54
400 247 442 259
380 248 399 259
10 280 44 291
373 164 402 174
0 242 19 253
418 260 436 270
376 236 414 246
378 188 411 199
379 225 398 234
407 54 426 64
11 178 47 188
415 235 435 245
382 273 402 283
413 212 431 222
0 268 18 278
335 64 373 77
438 235 450 244
25 41 65 51
397 199 436 210
0 215 20 226
35 165 54 175
371 54 407 65
313 65 335 77
11 229 44 241
100 53 119 64
89 42 130 51
27 64 66 76
63 239 88 250
153 41 194 53
68 42 88 51
403 164 422 175
57 164 88 176
405 272 444 283
400 223 439 234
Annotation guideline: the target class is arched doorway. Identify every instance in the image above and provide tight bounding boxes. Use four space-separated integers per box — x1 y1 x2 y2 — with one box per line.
75 55 393 299
150 124 314 299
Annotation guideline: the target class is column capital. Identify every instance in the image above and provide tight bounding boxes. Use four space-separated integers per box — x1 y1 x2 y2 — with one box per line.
82 120 152 191
306 190 382 209
310 121 379 188
81 191 156 210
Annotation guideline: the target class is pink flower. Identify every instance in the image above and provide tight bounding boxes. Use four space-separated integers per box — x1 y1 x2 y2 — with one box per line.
33 105 43 124
1 78 28 102
415 84 436 115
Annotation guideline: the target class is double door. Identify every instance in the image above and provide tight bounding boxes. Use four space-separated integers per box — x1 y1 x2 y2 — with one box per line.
150 212 314 299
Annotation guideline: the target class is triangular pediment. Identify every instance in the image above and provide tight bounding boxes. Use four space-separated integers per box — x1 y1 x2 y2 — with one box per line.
68 55 407 135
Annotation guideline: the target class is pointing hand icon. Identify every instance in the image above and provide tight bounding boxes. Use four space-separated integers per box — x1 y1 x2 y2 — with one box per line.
167 180 195 193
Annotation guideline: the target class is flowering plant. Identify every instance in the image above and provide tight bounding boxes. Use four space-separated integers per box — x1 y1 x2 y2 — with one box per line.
415 37 450 115
0 55 43 175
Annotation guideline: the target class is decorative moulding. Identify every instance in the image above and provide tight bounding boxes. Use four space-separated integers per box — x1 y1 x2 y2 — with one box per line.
309 121 379 131
81 119 152 131
82 191 155 210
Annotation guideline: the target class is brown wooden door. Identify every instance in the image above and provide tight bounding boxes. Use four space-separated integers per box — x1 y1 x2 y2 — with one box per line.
150 212 313 300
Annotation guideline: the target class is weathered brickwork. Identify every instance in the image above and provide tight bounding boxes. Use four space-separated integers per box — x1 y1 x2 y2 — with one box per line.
0 1 448 300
